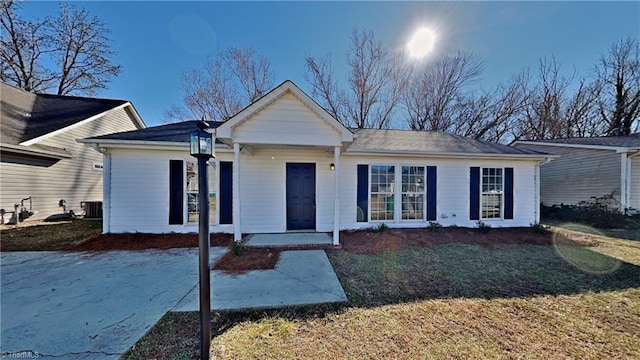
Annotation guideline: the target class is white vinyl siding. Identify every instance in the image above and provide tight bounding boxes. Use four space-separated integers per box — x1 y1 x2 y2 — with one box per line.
515 144 622 207
231 93 343 147
0 107 141 220
338 156 537 229
106 148 539 233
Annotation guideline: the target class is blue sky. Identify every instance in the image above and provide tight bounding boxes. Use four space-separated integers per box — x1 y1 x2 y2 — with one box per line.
22 1 640 127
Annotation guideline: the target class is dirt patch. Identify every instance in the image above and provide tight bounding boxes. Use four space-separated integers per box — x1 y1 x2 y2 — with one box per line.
339 227 597 254
71 233 233 251
212 248 281 274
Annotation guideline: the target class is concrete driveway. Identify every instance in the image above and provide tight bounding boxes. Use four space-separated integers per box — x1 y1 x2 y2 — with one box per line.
1 248 346 359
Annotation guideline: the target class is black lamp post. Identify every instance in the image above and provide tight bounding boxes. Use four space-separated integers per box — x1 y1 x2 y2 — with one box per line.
190 120 214 360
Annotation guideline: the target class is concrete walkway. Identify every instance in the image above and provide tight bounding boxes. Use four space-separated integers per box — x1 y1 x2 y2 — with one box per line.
245 232 333 247
174 250 347 311
1 248 347 359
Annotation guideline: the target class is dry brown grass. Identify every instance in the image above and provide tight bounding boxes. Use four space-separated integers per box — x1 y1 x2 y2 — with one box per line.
0 219 102 251
124 227 640 360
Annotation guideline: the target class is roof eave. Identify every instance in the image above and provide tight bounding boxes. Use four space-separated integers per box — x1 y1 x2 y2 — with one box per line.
0 143 72 159
78 138 233 152
514 140 637 152
343 149 557 160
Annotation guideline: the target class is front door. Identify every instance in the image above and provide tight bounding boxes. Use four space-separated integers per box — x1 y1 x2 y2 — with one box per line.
286 163 316 230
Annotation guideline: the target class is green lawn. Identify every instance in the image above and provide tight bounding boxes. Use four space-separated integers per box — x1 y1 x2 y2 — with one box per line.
0 219 102 251
124 229 640 360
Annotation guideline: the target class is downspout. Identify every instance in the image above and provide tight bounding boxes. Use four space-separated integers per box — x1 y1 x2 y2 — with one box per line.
626 151 640 213
535 158 552 223
92 144 111 234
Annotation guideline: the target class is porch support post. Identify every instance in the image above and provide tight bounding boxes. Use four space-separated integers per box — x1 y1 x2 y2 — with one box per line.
333 146 341 245
233 143 242 241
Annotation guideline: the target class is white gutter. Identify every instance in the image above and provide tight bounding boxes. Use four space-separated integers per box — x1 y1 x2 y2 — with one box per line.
0 143 72 159
514 140 631 152
535 158 553 223
91 144 111 234
624 151 640 213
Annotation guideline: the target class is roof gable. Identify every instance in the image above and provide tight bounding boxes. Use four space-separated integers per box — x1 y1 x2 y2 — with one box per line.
1 82 144 145
216 80 353 144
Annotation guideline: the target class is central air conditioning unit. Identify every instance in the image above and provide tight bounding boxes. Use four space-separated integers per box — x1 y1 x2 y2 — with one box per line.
81 201 103 219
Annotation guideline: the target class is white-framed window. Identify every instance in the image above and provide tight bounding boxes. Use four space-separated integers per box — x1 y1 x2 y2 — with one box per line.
91 162 103 171
370 165 395 221
401 166 425 220
481 167 503 219
186 161 217 223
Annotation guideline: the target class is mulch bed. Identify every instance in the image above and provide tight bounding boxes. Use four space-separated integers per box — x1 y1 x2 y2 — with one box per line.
339 227 598 254
212 248 281 274
71 233 234 251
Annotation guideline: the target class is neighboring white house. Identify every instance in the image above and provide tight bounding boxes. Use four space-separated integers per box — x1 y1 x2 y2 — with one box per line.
515 135 640 213
80 80 554 245
0 82 146 221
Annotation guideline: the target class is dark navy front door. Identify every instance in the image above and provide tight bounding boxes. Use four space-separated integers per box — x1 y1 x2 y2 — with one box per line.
286 163 316 230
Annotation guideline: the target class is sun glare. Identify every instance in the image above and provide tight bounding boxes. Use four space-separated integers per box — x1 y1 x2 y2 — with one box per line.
407 27 436 59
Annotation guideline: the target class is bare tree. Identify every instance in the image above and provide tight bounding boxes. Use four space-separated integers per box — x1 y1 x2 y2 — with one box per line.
305 28 410 129
0 0 53 92
595 38 640 135
515 57 603 141
401 50 484 132
1 1 121 95
166 46 274 122
52 4 121 95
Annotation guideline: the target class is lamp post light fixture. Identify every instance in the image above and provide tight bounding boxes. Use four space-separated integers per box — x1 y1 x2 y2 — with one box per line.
189 120 214 360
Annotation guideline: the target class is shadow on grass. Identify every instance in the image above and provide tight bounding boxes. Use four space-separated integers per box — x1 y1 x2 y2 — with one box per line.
327 232 640 308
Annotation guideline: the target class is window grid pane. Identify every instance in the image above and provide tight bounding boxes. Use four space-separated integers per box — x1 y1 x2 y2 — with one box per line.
481 168 503 219
370 165 395 221
401 166 425 220
187 162 217 223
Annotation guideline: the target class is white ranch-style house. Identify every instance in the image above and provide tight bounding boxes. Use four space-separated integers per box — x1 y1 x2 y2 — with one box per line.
80 80 554 245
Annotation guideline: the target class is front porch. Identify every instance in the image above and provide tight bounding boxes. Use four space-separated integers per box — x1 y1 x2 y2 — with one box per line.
244 232 335 248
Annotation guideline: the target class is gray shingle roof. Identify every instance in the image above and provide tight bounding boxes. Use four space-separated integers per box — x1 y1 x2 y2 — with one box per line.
348 129 544 155
1 82 127 145
89 120 226 144
87 121 545 156
521 134 640 148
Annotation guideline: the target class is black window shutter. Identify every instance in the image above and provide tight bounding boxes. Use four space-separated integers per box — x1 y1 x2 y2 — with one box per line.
219 161 233 224
504 167 514 219
356 165 369 222
426 166 437 221
169 160 184 225
470 167 480 220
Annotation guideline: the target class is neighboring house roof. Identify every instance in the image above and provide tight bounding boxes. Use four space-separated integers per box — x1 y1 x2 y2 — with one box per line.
1 82 145 159
515 134 640 151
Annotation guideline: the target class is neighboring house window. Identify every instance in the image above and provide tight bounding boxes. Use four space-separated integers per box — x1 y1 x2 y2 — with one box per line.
402 166 425 220
370 165 395 221
92 162 103 171
481 167 503 219
186 161 217 223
